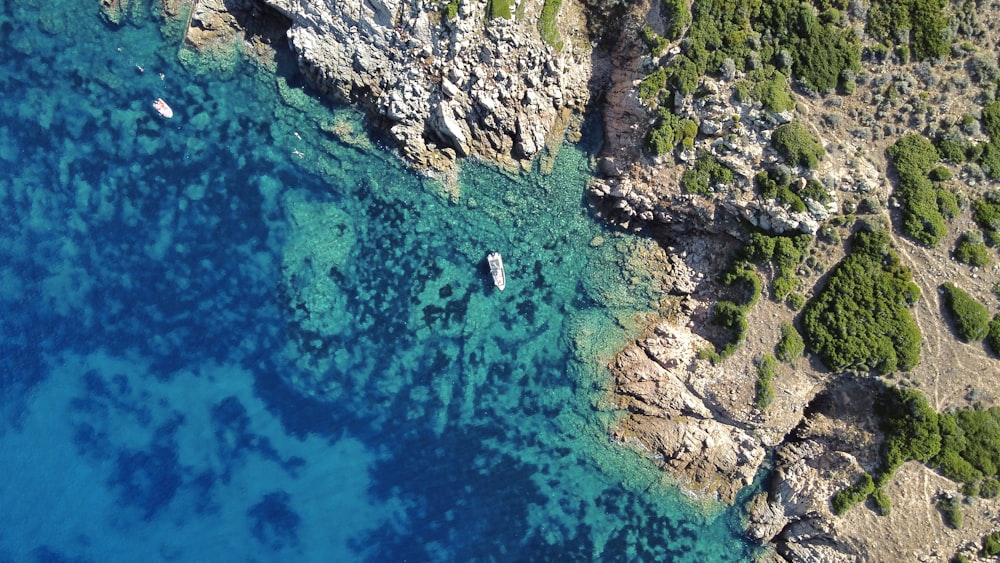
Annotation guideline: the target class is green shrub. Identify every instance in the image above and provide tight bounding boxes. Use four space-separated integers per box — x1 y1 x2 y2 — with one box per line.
756 354 778 409
983 99 1000 140
802 229 921 374
756 0 861 92
961 479 980 498
987 314 1000 357
755 168 806 212
981 477 1000 498
871 487 891 515
977 100 1000 178
954 236 990 267
787 292 806 310
983 531 1000 557
801 179 831 204
718 260 763 308
638 67 669 103
832 472 874 515
742 231 811 302
866 0 950 61
937 137 968 163
697 347 722 363
662 0 691 40
980 142 1000 179
681 154 735 195
747 68 795 112
743 231 777 262
973 196 1000 243
705 260 764 362
444 0 459 19
933 406 1000 485
637 0 861 112
888 134 948 247
937 189 960 220
941 283 991 342
938 496 963 529
647 111 698 155
776 322 805 362
772 121 825 169
878 386 941 473
929 166 953 181
642 27 670 57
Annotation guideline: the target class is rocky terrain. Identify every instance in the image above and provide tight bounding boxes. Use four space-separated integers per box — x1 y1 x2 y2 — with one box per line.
267 0 595 172
102 0 1000 560
592 1 1000 559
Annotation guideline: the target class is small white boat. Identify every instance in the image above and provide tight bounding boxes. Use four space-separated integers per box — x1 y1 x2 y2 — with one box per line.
152 97 173 119
488 252 506 292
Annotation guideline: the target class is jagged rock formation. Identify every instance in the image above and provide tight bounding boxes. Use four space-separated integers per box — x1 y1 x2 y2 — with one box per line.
258 0 593 172
611 316 766 504
744 379 884 562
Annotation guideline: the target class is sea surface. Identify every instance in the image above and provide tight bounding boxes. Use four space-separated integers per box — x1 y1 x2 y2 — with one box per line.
0 1 758 561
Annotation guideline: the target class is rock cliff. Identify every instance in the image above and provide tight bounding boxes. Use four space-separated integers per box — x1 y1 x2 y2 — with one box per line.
259 0 593 172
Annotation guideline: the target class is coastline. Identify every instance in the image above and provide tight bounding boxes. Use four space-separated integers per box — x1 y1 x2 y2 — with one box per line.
103 0 1000 561
2 1 768 558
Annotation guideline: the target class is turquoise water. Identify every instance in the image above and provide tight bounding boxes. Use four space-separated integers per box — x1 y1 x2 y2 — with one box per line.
0 1 757 561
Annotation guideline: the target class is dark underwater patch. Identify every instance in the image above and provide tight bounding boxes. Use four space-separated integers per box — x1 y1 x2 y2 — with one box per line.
248 491 301 549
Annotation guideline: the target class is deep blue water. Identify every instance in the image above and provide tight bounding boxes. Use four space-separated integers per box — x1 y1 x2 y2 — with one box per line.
0 2 758 561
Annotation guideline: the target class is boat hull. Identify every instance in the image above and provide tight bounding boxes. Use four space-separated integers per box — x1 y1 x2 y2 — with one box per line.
153 98 173 119
487 252 506 291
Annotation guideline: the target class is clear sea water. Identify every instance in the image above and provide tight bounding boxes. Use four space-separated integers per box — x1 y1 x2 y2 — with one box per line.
0 2 758 561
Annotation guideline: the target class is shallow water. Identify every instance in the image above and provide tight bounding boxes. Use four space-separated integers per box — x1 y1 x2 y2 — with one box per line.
0 1 758 561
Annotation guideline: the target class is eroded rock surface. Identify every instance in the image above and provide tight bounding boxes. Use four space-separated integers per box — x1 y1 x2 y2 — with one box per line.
610 315 766 504
259 0 592 172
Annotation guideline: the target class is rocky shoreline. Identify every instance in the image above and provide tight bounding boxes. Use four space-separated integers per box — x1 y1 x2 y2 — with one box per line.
106 0 1000 560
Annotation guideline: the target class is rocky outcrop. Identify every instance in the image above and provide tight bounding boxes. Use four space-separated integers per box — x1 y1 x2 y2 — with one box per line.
610 316 766 504
257 0 593 171
743 378 886 562
591 72 846 238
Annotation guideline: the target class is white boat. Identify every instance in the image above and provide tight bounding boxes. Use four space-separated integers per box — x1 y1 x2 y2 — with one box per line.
152 97 173 119
487 252 506 292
